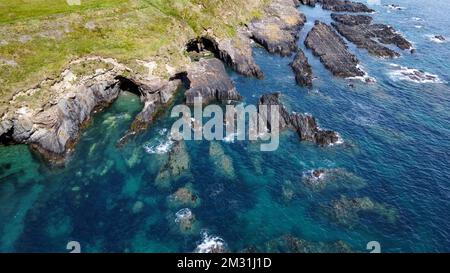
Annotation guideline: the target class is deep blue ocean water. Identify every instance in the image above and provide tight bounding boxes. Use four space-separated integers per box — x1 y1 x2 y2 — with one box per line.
0 0 449 252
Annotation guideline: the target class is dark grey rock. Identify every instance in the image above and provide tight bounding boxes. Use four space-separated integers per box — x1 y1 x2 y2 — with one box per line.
318 0 374 12
258 93 340 146
185 58 242 105
331 13 373 26
304 21 364 77
291 49 313 87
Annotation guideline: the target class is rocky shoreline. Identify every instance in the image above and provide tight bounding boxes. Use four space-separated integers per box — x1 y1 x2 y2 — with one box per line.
0 0 417 164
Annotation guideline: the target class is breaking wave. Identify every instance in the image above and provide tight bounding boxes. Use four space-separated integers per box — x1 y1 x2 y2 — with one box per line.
194 230 227 253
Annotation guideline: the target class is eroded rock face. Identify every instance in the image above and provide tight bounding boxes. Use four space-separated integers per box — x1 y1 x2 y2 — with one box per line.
248 0 306 56
127 78 182 133
6 63 125 165
258 93 340 146
331 14 413 58
331 13 372 26
299 0 316 7
290 113 340 146
304 21 364 78
290 49 313 87
185 58 242 105
191 34 264 79
318 0 374 12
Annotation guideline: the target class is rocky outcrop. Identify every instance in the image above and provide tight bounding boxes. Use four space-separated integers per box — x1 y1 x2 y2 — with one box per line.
331 13 372 26
318 0 374 12
185 58 242 105
188 33 264 79
248 0 306 56
0 57 186 165
258 93 340 146
117 77 182 146
290 50 313 87
299 0 316 7
304 21 364 78
1 59 128 165
209 141 236 179
290 113 340 146
331 14 413 58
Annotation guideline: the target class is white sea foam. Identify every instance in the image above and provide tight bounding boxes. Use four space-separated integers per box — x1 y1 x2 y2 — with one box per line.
426 34 447 44
346 65 377 84
143 130 174 154
386 4 405 11
329 133 344 147
194 230 226 253
223 133 238 143
175 208 192 223
388 64 445 84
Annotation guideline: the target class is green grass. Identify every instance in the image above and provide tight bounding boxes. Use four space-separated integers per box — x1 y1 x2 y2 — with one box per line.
0 0 267 115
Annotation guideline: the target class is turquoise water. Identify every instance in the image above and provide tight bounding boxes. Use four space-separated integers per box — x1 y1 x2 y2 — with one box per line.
1 0 449 252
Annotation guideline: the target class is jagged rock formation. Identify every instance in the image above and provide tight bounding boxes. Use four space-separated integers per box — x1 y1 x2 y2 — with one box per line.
304 21 364 77
290 50 313 87
331 13 372 26
318 0 374 12
299 0 316 7
248 0 306 56
184 58 242 105
187 33 264 79
258 93 340 146
331 14 413 58
0 57 185 165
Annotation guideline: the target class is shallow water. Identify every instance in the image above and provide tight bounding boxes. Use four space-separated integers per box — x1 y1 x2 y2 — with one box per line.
1 0 450 252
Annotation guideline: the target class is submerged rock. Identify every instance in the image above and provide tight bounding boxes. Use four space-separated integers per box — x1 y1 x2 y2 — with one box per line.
248 0 306 56
174 208 198 235
258 93 341 146
168 183 201 208
209 142 236 179
318 0 374 12
331 14 413 58
155 140 190 189
301 168 367 192
290 49 313 87
185 58 242 105
262 234 352 253
326 196 397 227
304 21 365 78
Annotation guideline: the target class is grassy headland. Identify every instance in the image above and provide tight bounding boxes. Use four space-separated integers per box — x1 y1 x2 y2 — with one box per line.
0 0 268 115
